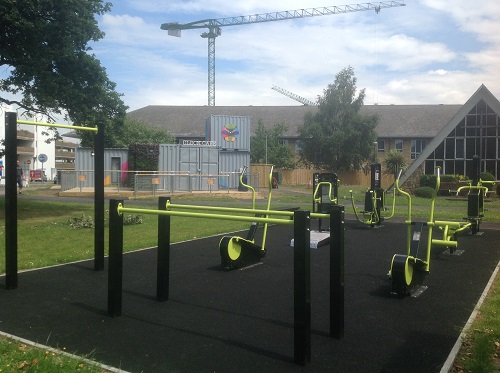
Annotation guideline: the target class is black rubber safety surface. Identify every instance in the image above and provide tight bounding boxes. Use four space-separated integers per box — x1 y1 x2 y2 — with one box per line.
1 220 499 373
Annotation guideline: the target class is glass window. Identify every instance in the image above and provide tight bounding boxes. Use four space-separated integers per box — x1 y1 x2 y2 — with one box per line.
455 138 465 159
377 139 385 152
411 139 426 159
395 139 403 152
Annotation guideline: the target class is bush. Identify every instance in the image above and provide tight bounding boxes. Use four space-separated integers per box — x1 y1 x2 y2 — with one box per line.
480 171 495 181
415 186 435 199
420 174 437 188
68 215 94 228
440 174 463 182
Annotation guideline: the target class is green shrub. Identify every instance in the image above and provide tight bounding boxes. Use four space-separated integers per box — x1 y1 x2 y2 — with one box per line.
440 174 463 182
68 215 94 228
415 186 435 199
420 174 437 188
480 171 495 181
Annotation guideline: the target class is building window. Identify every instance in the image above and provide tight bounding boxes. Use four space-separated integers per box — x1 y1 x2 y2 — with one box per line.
395 139 403 152
411 139 426 159
377 139 385 152
455 138 465 159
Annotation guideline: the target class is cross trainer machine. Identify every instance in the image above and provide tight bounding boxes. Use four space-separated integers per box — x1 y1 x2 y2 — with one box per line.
312 172 339 231
349 163 396 227
389 168 472 297
219 166 274 270
455 155 492 235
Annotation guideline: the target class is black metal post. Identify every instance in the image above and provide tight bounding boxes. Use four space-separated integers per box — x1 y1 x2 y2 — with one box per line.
108 199 124 317
157 196 171 301
5 112 18 289
330 205 345 338
293 210 311 366
94 123 105 270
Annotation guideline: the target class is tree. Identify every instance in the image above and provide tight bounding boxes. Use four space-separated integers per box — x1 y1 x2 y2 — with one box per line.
298 67 378 171
250 120 296 169
112 117 175 148
383 149 407 182
0 0 127 146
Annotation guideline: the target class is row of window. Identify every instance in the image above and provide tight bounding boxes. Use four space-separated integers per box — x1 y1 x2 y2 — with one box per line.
377 139 426 160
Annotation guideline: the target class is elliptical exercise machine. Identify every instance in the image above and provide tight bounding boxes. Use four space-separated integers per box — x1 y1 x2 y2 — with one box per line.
455 155 492 235
219 166 274 270
349 162 396 227
388 167 473 296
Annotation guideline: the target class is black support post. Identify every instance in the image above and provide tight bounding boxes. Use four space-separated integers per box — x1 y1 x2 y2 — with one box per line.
94 123 105 270
108 199 124 317
330 205 345 338
5 112 18 289
157 197 171 301
293 210 311 366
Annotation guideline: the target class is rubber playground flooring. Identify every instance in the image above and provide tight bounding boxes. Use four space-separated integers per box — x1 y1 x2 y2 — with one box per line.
1 219 499 373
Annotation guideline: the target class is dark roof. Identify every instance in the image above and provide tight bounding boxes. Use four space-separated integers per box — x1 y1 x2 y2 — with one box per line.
127 104 462 139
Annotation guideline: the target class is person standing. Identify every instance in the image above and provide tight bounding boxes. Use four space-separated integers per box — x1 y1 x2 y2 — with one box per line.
16 160 23 194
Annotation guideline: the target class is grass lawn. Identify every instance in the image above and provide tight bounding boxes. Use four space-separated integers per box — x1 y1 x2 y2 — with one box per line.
0 184 499 372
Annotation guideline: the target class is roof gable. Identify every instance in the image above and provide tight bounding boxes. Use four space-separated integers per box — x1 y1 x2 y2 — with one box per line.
400 84 500 184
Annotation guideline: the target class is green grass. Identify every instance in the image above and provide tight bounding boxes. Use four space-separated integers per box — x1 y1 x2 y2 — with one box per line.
0 336 109 372
0 185 499 372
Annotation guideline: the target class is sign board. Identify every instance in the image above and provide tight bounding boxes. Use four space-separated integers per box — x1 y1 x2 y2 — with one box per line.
78 174 87 182
151 177 161 185
38 153 48 163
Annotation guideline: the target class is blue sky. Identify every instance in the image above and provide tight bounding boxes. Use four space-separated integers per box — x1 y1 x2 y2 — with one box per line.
53 1 500 111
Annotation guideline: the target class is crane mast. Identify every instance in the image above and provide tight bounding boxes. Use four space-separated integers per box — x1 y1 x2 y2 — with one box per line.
161 1 405 106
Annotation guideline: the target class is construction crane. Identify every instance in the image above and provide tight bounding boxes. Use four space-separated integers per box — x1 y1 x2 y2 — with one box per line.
161 1 405 106
271 85 318 106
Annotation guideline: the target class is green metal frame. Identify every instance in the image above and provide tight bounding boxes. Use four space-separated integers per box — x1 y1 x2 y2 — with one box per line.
389 167 473 295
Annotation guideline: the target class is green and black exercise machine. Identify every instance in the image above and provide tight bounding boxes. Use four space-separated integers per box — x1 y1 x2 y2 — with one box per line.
312 172 339 231
349 163 396 227
455 155 492 235
389 167 472 297
219 166 274 270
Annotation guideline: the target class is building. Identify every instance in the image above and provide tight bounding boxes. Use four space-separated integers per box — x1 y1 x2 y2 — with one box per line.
128 84 500 185
0 108 79 183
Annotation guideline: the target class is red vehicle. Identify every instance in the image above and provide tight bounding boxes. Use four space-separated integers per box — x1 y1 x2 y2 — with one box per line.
30 169 47 182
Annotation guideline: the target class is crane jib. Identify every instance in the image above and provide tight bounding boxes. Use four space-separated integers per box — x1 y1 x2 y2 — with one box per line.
160 1 406 106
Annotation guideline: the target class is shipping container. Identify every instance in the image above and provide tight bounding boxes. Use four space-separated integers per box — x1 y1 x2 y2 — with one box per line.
205 115 251 151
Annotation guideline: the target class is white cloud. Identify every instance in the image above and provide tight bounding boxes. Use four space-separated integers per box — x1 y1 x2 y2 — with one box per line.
87 1 500 108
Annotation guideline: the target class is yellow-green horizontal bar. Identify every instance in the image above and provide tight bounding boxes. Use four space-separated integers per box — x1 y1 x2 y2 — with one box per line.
17 119 98 133
166 202 330 220
166 202 293 217
434 220 462 229
432 239 458 248
118 205 294 225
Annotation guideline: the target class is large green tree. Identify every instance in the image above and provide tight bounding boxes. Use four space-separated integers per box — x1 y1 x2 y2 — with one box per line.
298 67 378 171
250 120 296 169
0 0 127 146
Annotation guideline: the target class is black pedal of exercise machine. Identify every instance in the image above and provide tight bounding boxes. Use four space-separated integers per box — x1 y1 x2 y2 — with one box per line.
219 236 265 271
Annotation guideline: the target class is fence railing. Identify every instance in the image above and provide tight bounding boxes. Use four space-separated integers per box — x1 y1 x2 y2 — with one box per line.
59 170 261 195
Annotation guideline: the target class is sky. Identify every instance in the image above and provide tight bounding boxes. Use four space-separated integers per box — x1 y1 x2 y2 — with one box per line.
89 0 500 112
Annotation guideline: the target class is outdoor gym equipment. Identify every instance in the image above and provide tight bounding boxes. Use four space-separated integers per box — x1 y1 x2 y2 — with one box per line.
389 168 472 297
349 163 396 227
108 197 345 366
312 172 339 231
218 166 275 269
455 155 493 235
3 112 101 290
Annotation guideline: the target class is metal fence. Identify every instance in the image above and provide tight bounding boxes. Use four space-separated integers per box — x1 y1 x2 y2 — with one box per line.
59 170 261 195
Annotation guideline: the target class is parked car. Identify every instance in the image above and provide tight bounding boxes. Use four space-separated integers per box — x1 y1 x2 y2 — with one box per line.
30 169 47 182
